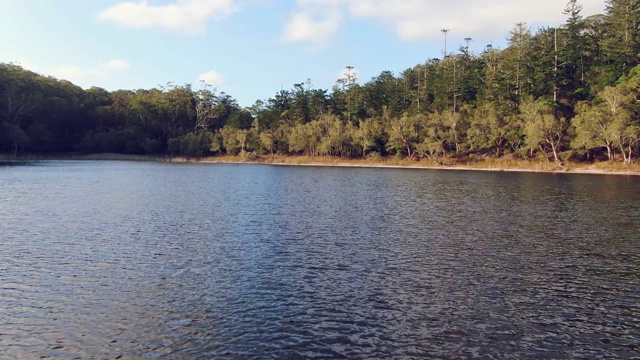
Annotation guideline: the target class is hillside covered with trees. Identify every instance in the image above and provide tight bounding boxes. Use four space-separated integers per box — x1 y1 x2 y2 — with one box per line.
2 0 640 166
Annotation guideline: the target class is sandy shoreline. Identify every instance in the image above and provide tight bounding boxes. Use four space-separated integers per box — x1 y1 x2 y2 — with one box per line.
199 159 640 176
2 153 639 176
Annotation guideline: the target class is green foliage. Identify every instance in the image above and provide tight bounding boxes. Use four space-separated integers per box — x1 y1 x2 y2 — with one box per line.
3 1 640 163
0 122 31 154
520 97 567 162
355 117 386 157
467 101 514 156
167 131 212 157
210 131 224 154
387 113 421 159
78 129 138 154
220 126 244 155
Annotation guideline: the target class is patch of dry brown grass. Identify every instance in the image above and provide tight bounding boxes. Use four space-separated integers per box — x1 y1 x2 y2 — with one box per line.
4 152 639 175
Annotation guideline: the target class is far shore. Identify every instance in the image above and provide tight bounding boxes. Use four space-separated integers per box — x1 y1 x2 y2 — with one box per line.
2 153 640 176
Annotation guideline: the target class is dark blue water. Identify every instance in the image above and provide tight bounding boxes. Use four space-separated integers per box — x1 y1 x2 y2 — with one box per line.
1 161 639 359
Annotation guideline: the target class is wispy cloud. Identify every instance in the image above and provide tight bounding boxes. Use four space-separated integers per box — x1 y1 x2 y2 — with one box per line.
46 59 131 86
98 0 240 35
100 59 131 70
283 0 343 49
284 11 342 49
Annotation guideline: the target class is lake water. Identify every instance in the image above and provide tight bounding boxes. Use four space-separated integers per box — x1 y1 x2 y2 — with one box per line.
1 161 639 359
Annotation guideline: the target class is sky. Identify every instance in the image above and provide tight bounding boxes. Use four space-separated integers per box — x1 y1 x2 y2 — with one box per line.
0 0 606 107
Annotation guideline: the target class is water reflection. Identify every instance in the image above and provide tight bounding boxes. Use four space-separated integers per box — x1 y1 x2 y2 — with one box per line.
0 161 639 359
0 160 33 167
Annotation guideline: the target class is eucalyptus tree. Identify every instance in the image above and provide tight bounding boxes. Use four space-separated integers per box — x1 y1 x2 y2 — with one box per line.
416 112 450 159
571 101 616 160
354 116 386 158
467 101 514 156
519 97 567 164
599 84 638 163
387 113 421 159
573 78 638 162
194 83 219 133
220 125 244 155
318 114 354 157
0 63 35 154
0 64 34 125
288 120 322 157
443 109 466 153
620 125 640 162
259 131 275 155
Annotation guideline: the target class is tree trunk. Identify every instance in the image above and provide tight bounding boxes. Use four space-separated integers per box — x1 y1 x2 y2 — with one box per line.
620 143 629 164
539 145 549 163
550 143 561 166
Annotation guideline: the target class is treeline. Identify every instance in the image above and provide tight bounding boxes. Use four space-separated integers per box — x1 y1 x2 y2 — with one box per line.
2 0 640 164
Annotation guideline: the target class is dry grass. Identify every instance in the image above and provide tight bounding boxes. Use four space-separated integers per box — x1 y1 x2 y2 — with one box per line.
3 152 639 175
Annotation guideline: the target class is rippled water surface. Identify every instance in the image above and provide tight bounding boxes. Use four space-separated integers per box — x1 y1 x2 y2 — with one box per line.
1 161 639 359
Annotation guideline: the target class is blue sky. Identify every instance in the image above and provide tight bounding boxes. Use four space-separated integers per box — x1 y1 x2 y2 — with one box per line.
0 0 605 107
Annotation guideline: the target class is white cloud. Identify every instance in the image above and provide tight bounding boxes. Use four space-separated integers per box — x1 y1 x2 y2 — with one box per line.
100 59 131 70
284 12 342 47
197 70 228 88
283 0 344 48
98 0 239 35
284 0 606 46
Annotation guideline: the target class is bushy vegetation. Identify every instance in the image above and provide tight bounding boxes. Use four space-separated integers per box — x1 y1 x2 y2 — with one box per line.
2 0 640 165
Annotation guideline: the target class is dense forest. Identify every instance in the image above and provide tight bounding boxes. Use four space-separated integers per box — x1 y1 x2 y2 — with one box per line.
2 0 640 166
